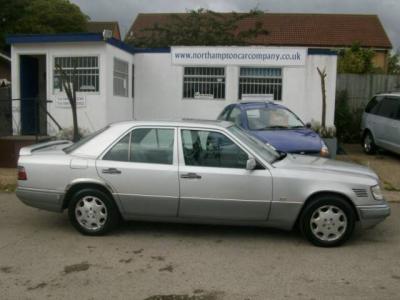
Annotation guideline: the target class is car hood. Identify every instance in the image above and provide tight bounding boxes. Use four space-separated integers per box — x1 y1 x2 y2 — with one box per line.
250 128 322 153
274 154 379 180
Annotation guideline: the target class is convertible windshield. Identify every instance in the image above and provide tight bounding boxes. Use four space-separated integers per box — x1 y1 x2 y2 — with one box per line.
228 125 280 163
245 107 304 130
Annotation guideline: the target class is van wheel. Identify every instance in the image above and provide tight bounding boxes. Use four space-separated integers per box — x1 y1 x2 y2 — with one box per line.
363 132 376 154
299 195 356 247
68 188 120 236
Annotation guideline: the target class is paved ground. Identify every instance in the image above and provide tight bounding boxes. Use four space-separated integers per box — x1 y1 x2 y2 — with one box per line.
0 193 399 300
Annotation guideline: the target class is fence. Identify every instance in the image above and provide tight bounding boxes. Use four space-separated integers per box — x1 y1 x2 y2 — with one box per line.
336 74 400 110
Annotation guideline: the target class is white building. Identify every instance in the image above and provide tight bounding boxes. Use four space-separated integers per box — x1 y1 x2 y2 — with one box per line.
7 33 337 136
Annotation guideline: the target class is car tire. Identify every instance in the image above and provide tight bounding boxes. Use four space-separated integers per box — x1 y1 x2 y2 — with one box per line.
68 188 121 236
363 131 377 155
299 195 356 247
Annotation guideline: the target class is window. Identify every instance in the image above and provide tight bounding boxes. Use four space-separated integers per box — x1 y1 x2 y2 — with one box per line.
54 56 99 92
227 107 242 126
217 106 231 121
183 67 225 99
103 128 175 164
113 58 129 97
181 130 248 168
377 97 400 119
103 133 130 161
365 96 382 114
131 128 174 164
245 107 304 130
239 68 282 100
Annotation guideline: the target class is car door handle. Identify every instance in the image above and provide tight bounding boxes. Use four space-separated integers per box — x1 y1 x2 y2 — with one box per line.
180 172 202 179
102 168 122 174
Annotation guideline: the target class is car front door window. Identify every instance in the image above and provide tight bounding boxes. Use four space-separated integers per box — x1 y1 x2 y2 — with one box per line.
181 129 248 168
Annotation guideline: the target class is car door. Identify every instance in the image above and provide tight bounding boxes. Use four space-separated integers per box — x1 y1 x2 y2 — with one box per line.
375 97 400 151
382 97 400 153
177 128 272 221
96 126 179 217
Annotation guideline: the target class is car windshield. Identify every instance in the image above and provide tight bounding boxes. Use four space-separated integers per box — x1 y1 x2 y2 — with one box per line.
63 126 110 154
228 125 280 163
245 107 304 130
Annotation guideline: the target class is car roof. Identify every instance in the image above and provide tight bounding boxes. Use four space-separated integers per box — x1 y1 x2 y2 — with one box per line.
375 92 400 98
109 119 233 129
233 101 286 109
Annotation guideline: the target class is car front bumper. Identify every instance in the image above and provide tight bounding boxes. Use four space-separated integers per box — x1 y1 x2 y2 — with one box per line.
357 202 391 229
16 187 64 213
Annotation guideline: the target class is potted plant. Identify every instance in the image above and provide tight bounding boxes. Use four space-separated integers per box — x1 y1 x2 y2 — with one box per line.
316 67 337 159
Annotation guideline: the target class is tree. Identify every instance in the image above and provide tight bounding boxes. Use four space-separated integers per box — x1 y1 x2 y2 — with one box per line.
337 43 377 74
388 50 400 75
0 0 89 50
55 63 79 142
129 9 268 48
317 67 327 128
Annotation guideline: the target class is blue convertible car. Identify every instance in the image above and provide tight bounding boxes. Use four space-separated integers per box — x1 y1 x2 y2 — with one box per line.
218 101 328 156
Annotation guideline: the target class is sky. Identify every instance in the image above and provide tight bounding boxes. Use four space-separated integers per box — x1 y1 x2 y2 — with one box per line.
71 0 400 50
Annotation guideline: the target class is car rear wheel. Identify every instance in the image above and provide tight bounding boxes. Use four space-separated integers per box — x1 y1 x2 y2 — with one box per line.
363 131 376 154
68 188 120 235
299 195 356 247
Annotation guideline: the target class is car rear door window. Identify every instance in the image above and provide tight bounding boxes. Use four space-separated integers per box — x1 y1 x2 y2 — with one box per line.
130 128 174 164
181 129 248 168
103 133 130 161
377 98 400 119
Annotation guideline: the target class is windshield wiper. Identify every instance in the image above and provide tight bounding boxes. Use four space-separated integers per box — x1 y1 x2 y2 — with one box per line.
289 125 305 129
259 125 289 130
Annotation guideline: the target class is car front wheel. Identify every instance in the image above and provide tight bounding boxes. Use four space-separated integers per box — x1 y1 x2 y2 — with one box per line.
300 195 356 247
68 188 120 235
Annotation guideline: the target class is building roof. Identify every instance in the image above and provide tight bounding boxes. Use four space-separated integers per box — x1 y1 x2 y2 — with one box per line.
6 33 135 54
87 21 121 40
127 13 392 49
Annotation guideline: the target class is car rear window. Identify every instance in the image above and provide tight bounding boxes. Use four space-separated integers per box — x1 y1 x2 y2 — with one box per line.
63 126 110 154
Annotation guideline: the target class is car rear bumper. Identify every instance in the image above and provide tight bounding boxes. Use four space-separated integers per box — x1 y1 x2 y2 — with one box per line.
357 203 391 229
16 187 64 213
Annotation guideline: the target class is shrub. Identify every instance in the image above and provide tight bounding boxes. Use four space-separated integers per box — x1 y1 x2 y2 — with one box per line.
56 127 89 141
335 90 363 143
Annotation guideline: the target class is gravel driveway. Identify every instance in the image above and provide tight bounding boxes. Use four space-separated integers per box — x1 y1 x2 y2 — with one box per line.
0 192 399 300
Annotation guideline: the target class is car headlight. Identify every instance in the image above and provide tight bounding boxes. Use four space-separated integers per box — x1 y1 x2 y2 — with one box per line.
320 141 330 157
371 184 384 200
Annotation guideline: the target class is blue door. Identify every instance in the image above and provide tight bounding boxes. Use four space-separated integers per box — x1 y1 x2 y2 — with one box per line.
20 56 39 135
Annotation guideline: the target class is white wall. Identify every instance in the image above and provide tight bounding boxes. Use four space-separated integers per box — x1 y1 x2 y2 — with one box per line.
11 42 134 135
133 50 337 126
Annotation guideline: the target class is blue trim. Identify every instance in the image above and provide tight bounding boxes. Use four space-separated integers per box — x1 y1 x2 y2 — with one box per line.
6 33 103 44
106 38 136 54
133 47 171 53
308 48 338 56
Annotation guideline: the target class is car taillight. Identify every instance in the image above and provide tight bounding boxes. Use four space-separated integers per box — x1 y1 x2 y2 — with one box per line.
17 166 27 180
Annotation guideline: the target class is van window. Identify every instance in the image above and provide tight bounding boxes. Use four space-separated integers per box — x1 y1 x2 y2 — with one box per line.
365 97 380 114
377 98 400 119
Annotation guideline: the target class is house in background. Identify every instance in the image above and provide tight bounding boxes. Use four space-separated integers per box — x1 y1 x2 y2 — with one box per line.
87 21 121 40
126 13 392 72
0 51 11 86
6 12 393 138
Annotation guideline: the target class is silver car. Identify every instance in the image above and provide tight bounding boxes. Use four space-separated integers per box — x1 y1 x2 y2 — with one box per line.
16 120 390 247
361 93 400 154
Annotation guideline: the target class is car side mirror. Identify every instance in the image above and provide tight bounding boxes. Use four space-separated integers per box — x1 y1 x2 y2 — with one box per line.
246 157 257 170
305 122 312 129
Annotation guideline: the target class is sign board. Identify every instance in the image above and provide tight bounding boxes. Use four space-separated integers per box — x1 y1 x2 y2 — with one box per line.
55 95 86 108
172 46 306 66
